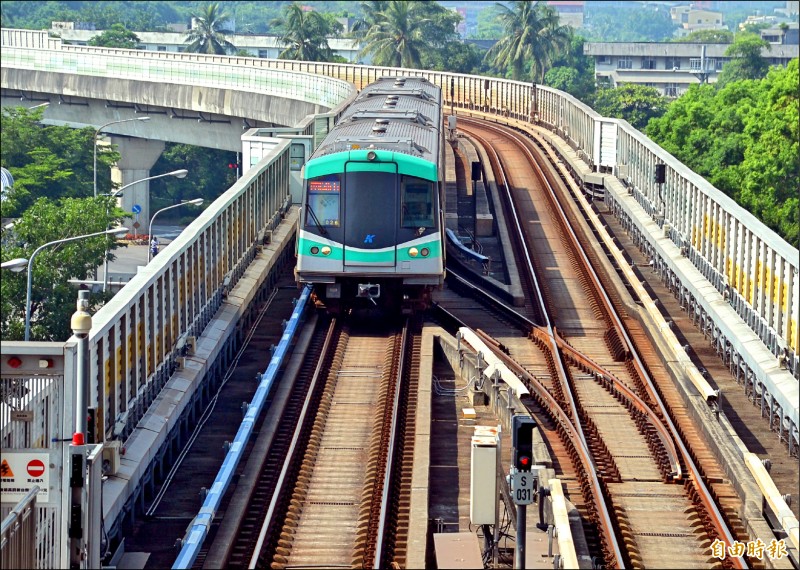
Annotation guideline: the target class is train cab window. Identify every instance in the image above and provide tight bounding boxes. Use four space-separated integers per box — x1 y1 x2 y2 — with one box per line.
401 177 434 228
306 174 341 227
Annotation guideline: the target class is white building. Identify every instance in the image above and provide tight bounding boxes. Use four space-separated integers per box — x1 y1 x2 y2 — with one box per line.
51 27 366 63
584 41 798 97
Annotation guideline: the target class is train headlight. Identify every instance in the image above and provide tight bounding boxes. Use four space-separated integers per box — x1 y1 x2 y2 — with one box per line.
421 248 430 257
408 247 419 257
310 246 320 255
367 150 377 161
321 246 331 256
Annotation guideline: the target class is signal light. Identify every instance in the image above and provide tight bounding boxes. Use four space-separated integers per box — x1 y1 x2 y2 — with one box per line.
654 163 666 184
512 415 536 472
7 356 22 368
87 408 97 444
228 163 239 169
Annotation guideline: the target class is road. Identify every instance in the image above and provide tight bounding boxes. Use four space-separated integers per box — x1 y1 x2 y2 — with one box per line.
96 224 185 289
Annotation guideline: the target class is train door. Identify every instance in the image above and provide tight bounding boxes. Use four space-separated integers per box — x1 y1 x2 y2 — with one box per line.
343 163 398 267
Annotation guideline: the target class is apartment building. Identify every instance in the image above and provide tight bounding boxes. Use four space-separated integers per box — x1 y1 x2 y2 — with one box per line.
584 41 798 97
50 27 364 62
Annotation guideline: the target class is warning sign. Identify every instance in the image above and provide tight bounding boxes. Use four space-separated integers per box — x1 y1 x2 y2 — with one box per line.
0 452 50 504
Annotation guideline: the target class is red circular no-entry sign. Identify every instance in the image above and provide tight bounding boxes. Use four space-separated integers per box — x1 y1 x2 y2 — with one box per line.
27 459 45 478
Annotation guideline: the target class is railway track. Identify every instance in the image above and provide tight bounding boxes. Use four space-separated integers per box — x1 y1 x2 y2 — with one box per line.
442 118 755 568
228 316 418 569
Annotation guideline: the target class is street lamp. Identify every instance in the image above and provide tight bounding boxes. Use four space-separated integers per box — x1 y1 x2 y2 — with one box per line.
1 258 28 272
102 169 189 292
148 199 204 261
93 117 150 198
25 227 128 341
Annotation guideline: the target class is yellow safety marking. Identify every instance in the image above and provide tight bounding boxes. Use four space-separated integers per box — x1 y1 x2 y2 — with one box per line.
128 334 134 369
2 458 15 477
692 222 795 345
104 358 112 396
116 345 123 390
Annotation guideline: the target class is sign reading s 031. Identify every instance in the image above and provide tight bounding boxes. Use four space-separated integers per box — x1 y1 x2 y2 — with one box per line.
510 471 535 505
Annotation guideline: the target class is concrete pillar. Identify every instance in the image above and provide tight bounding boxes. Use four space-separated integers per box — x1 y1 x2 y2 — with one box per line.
109 137 166 236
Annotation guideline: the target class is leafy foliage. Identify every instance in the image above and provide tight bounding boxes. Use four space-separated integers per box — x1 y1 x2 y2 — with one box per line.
583 2 676 42
1 197 126 341
716 33 771 87
647 59 799 246
1 106 120 217
484 1 572 83
183 2 236 55
591 84 668 130
673 29 733 44
149 143 237 217
271 2 342 62
352 0 460 69
87 23 141 48
544 35 595 103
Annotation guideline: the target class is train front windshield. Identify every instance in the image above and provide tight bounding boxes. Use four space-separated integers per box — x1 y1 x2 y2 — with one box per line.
306 174 341 228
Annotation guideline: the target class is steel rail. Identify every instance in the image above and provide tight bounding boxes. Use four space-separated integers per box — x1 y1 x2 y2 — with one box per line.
462 122 626 568
247 318 339 569
373 320 411 569
473 118 747 568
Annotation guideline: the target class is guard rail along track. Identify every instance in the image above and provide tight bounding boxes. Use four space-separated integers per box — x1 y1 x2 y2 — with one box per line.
454 118 754 568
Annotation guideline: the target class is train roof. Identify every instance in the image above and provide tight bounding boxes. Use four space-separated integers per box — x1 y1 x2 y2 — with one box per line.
310 76 443 166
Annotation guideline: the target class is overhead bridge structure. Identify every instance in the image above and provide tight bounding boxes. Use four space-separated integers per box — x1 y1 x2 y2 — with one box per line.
0 28 797 568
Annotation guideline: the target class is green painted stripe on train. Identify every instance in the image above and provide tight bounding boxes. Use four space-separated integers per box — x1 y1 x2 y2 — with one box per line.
298 236 442 263
305 150 437 181
343 248 396 263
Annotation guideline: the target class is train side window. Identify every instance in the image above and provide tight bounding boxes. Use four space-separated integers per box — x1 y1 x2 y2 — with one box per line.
401 177 434 228
306 174 341 227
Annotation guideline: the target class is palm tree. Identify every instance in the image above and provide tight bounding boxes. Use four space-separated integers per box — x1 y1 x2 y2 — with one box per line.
270 3 341 62
183 3 236 55
355 0 459 69
485 1 572 83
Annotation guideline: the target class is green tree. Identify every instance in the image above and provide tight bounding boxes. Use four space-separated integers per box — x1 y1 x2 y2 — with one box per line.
716 33 771 87
87 23 141 49
183 3 236 55
271 2 342 62
354 0 460 69
150 143 236 213
674 29 734 43
421 39 483 75
1 106 120 217
545 35 595 102
647 59 798 245
472 5 504 39
583 2 676 42
484 1 572 83
1 197 126 341
591 84 668 130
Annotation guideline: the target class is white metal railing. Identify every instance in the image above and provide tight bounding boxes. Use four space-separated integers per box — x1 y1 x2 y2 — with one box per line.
1 487 38 569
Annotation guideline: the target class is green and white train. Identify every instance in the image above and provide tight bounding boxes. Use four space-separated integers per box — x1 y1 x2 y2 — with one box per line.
295 76 446 313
